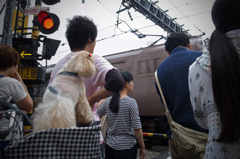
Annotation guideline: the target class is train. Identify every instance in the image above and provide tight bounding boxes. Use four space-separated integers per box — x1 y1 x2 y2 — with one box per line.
102 36 204 133
34 36 204 135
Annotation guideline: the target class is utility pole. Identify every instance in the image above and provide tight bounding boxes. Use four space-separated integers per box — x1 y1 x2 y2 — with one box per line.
1 0 17 46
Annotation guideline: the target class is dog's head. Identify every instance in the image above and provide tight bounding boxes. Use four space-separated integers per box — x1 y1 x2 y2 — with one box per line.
63 51 96 78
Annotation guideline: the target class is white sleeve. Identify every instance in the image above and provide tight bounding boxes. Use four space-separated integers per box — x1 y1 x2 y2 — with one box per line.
188 62 208 129
10 79 27 102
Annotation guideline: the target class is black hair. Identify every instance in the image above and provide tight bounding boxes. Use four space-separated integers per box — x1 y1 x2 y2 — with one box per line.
65 16 97 51
109 71 133 113
210 0 240 143
211 0 240 33
121 71 134 83
165 32 190 53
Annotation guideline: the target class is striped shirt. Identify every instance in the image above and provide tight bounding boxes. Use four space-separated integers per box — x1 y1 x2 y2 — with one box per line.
96 96 142 150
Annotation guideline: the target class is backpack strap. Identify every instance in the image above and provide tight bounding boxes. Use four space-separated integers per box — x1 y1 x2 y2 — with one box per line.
154 71 173 127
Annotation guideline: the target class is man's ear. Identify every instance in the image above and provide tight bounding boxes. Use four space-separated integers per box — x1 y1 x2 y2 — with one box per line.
188 43 191 49
88 38 92 43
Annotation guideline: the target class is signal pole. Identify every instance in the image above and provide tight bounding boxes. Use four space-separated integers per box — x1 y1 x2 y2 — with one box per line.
24 0 43 135
1 0 17 46
32 0 41 40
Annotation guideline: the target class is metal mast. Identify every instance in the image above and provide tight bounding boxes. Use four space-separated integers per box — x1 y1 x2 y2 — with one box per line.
1 0 17 46
121 0 192 37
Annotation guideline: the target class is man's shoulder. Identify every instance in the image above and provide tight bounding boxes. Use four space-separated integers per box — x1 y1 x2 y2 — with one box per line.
53 52 72 69
174 47 202 55
157 48 202 73
93 54 108 63
171 49 202 60
93 54 114 70
187 49 202 55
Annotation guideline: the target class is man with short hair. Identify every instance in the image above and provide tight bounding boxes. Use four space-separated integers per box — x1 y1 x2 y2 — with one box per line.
155 33 207 158
49 16 125 159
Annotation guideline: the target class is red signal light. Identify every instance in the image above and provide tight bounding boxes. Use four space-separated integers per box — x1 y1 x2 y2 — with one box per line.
43 18 54 29
37 11 49 24
37 11 60 34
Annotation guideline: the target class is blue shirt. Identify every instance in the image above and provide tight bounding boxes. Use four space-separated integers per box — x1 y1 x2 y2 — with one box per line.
155 47 207 137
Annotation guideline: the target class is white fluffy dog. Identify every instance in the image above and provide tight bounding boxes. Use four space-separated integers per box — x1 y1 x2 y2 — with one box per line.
32 51 96 132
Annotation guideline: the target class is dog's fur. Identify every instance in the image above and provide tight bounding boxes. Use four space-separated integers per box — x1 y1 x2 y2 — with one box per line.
32 51 96 132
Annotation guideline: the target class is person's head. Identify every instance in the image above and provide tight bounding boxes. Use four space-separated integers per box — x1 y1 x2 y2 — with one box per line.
0 45 20 71
65 16 97 52
165 32 190 54
121 71 134 93
109 71 134 113
211 0 240 33
209 0 240 144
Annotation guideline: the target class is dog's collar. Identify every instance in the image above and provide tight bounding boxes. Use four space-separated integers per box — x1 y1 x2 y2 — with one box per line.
48 86 58 94
57 72 78 77
50 72 78 95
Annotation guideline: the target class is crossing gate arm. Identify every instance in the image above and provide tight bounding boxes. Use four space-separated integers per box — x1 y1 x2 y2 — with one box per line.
142 132 167 138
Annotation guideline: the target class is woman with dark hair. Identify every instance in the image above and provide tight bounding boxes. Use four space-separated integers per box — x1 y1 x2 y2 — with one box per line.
97 71 145 159
188 0 240 158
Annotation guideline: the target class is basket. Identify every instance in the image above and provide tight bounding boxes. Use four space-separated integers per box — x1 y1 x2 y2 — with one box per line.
5 124 101 159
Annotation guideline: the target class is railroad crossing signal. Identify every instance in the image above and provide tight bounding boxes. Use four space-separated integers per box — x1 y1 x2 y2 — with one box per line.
12 38 46 84
37 11 60 34
42 37 61 60
42 0 60 5
12 38 38 62
20 51 32 58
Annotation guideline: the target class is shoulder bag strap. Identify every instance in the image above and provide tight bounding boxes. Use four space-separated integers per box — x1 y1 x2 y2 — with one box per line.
154 71 173 127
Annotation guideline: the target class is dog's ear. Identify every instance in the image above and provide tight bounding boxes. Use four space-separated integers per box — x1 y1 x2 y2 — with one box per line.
73 51 96 77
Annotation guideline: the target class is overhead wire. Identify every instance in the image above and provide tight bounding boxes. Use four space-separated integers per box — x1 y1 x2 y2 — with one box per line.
56 0 210 54
177 10 210 20
98 1 166 41
0 3 5 15
97 24 158 42
98 0 140 37
54 1 149 55
97 0 210 41
165 0 211 21
97 0 127 35
98 15 144 32
166 0 208 10
168 0 205 34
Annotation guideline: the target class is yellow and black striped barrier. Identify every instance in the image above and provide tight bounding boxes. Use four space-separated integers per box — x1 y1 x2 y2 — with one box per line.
23 110 33 136
142 132 167 138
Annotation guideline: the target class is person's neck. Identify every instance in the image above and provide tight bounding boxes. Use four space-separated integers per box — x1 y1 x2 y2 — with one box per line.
72 47 90 53
119 88 128 99
0 70 9 76
72 49 83 52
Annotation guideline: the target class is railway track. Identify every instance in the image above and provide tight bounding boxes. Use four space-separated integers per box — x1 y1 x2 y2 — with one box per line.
138 134 169 159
